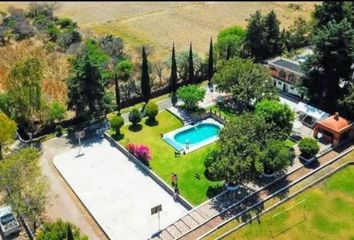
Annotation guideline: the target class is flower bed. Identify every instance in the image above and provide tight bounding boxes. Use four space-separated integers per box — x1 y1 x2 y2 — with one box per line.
126 143 152 166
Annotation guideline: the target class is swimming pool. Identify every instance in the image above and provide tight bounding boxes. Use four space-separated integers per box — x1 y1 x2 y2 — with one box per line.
163 118 223 153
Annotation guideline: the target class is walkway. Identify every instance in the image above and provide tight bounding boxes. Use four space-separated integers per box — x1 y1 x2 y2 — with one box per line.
152 142 353 240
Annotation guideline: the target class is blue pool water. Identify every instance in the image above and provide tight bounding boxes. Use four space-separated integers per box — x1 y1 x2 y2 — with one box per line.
174 123 220 145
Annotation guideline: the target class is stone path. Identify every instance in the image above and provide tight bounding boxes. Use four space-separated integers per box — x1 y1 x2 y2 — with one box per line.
152 142 353 240
165 107 193 125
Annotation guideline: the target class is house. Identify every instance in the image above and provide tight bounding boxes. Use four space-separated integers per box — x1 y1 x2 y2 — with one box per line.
268 57 304 98
313 112 354 146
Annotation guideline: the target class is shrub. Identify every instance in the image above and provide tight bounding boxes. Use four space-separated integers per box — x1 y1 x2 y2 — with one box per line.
36 219 88 240
57 29 81 51
55 124 63 137
48 101 66 123
144 101 158 121
99 35 125 60
126 143 152 166
298 138 320 159
110 115 124 135
128 108 142 126
56 18 76 29
176 84 206 110
115 59 133 82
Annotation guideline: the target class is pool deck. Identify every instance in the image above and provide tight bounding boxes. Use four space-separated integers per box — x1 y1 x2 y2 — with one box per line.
162 118 223 153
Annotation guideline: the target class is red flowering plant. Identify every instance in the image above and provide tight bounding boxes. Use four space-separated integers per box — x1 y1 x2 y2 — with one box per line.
126 143 152 166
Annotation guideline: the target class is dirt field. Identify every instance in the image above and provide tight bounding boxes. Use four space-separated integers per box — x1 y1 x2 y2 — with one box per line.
1 2 316 60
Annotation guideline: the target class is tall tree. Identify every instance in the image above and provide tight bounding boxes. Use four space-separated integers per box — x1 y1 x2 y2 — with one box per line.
339 83 354 119
313 1 346 29
255 100 295 140
212 58 278 109
226 44 231 60
114 72 121 113
174 51 203 82
302 19 354 112
188 42 195 84
207 37 214 81
244 10 268 62
0 148 48 232
170 43 178 95
264 10 282 57
5 57 43 130
141 46 151 103
67 224 74 240
67 50 106 119
215 26 246 60
206 113 291 184
287 17 311 50
0 113 17 160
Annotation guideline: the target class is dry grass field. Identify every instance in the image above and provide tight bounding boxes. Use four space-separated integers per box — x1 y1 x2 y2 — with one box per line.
0 40 69 103
1 2 317 61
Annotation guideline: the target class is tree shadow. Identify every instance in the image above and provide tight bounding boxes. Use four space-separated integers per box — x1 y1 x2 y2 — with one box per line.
111 133 124 141
145 118 159 127
128 124 142 132
206 185 225 198
218 186 263 223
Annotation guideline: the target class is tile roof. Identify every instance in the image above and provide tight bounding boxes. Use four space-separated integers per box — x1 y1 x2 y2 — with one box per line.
270 58 303 74
317 114 352 133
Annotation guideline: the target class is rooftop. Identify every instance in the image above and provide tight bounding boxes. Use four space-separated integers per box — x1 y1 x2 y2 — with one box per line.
269 58 303 74
317 114 353 133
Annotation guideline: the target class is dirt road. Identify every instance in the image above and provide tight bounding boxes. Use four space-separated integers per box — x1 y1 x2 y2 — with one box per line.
39 137 108 240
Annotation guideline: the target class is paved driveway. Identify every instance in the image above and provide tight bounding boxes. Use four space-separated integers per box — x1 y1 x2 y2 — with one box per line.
53 138 187 240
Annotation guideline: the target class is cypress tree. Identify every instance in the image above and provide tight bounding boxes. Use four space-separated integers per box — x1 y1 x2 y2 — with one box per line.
141 46 151 103
226 44 231 60
264 10 282 57
188 42 195 84
114 72 121 113
67 224 74 240
208 37 214 81
244 10 268 62
170 43 178 95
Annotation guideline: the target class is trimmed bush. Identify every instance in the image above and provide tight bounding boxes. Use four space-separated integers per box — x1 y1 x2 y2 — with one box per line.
55 124 63 137
144 101 158 120
128 108 142 126
110 115 124 135
298 138 320 159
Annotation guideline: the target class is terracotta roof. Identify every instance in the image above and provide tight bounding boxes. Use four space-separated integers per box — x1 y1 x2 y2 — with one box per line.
317 114 353 133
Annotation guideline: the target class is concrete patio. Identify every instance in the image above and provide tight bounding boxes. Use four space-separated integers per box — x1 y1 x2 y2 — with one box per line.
53 137 188 240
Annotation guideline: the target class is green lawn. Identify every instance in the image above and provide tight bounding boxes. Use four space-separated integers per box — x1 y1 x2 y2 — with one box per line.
284 138 296 148
207 104 238 120
108 110 222 206
209 165 354 240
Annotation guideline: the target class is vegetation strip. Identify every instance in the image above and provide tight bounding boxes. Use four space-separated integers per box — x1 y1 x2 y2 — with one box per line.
214 161 354 240
200 146 354 240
